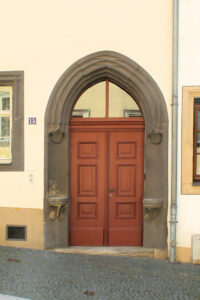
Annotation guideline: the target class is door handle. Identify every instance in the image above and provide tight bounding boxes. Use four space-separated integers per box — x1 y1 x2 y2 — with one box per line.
109 188 114 192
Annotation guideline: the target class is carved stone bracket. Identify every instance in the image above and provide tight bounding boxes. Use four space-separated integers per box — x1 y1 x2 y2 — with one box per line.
143 198 162 209
148 130 163 145
49 129 65 144
48 196 69 217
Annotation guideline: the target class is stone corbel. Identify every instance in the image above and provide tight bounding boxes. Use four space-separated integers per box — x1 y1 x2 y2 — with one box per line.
49 129 65 144
48 196 69 217
143 198 162 209
148 130 163 145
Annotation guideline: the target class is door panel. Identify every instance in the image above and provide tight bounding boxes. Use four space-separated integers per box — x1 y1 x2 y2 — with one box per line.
117 164 136 196
108 131 144 246
78 165 97 196
70 131 106 245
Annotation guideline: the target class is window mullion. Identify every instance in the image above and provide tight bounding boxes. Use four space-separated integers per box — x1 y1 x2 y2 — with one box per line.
106 79 109 117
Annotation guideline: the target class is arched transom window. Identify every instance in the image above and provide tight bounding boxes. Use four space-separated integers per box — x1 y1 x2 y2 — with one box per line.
72 80 142 118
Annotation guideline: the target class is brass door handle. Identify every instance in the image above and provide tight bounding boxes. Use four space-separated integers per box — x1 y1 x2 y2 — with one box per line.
109 188 114 192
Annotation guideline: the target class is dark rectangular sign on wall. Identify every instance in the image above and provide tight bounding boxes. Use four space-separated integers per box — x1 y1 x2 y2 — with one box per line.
28 117 36 124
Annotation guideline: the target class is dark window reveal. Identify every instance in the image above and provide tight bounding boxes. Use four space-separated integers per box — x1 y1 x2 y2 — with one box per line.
193 98 200 181
6 225 26 240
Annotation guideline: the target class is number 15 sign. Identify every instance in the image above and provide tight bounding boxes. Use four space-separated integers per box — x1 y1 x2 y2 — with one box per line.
28 117 36 125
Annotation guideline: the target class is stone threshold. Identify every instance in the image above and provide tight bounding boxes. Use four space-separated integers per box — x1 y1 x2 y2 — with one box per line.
50 246 163 258
50 247 168 259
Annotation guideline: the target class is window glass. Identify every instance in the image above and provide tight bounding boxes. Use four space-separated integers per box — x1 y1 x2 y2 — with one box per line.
198 110 200 131
109 82 141 117
73 82 106 118
197 132 200 154
196 155 200 175
0 116 10 136
72 80 141 118
0 87 12 162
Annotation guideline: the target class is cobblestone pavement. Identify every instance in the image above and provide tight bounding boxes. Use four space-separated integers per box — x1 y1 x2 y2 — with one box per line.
0 246 200 300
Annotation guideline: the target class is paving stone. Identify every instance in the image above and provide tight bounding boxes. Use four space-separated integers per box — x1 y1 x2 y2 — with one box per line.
0 246 199 300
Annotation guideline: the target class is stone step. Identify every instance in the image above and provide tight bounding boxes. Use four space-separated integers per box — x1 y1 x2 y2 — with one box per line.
50 246 155 258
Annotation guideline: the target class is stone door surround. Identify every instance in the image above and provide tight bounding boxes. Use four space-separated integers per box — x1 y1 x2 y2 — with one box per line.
44 51 168 250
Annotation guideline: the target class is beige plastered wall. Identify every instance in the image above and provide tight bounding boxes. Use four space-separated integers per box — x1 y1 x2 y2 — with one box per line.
0 0 172 249
176 0 200 263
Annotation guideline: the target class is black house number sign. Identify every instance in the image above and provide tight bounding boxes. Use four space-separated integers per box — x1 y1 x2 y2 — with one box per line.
28 117 36 124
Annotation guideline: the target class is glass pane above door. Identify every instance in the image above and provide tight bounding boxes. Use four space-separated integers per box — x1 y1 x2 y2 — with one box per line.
109 82 141 117
72 82 106 118
72 80 142 118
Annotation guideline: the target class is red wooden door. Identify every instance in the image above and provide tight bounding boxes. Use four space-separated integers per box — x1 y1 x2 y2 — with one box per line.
70 131 106 245
70 119 144 246
108 131 144 245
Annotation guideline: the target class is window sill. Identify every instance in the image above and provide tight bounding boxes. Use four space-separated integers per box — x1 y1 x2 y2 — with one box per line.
0 159 12 164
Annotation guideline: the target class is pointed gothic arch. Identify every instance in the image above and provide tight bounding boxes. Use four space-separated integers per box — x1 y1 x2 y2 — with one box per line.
44 51 168 250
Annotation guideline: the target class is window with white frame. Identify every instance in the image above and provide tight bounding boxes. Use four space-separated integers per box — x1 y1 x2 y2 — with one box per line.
0 86 12 163
0 71 24 171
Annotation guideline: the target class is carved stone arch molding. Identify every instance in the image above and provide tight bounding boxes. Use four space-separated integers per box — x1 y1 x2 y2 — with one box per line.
44 51 168 249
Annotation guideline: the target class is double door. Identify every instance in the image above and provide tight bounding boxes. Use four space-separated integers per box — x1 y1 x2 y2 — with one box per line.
70 120 144 246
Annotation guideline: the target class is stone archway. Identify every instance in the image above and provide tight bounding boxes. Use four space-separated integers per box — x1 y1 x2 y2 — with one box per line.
44 51 168 250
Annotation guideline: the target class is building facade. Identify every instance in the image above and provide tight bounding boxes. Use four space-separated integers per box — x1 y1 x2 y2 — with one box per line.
177 0 200 263
0 0 199 263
